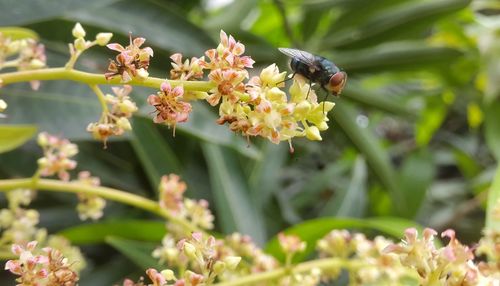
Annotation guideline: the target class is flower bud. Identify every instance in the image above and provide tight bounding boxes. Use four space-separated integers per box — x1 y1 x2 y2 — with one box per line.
30 59 46 69
224 256 241 270
305 126 322 141
74 38 87 51
213 261 226 275
295 100 311 116
160 269 175 281
317 121 329 131
117 117 132 130
183 242 197 260
95 33 113 46
72 23 86 38
136 68 149 80
0 99 7 112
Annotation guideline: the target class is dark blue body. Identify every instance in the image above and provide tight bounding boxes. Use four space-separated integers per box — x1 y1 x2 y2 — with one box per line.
290 56 340 88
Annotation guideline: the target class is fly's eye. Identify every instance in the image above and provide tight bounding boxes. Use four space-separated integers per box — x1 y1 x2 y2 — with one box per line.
328 72 347 95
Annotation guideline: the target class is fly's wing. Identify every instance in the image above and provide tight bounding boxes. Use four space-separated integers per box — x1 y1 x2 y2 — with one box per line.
278 47 322 69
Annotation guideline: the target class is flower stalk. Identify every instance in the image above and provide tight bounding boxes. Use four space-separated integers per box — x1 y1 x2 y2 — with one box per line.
0 67 215 91
0 178 201 234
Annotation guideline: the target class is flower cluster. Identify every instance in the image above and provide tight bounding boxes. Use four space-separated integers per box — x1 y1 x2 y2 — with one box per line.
105 34 153 82
317 229 406 284
148 82 192 135
5 241 79 286
0 31 46 90
75 171 106 221
157 174 213 230
37 132 78 181
87 85 138 145
151 30 336 150
385 228 500 285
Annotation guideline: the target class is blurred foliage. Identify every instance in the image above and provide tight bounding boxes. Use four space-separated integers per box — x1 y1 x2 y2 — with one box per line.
1 0 500 284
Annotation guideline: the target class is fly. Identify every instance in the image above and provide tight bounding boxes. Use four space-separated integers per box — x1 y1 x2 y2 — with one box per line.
278 47 347 100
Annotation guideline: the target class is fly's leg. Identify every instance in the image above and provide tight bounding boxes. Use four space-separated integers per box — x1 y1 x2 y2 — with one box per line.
306 79 312 100
277 72 296 85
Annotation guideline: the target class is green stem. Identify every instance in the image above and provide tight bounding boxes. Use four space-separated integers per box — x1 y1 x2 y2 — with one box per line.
0 67 215 91
89 84 109 113
213 258 361 286
0 178 201 234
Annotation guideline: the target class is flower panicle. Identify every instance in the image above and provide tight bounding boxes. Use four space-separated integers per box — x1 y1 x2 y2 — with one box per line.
36 132 78 181
87 84 138 145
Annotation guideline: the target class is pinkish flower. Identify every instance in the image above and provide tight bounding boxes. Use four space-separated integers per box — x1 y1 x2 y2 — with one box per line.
37 132 78 181
207 69 246 106
148 81 192 135
105 34 153 82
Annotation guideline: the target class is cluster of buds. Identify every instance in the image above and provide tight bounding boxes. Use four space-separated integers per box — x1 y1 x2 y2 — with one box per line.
0 31 46 90
66 22 113 69
385 227 500 285
74 171 106 221
157 174 214 230
317 230 406 284
37 132 78 181
105 34 153 82
5 241 79 286
87 85 138 145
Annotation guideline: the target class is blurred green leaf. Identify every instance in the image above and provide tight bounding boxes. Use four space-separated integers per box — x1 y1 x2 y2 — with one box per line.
265 216 421 262
326 0 472 49
79 257 136 286
343 81 417 117
0 0 115 26
397 150 436 218
332 101 404 214
248 142 288 209
0 83 100 140
202 143 266 244
332 43 463 74
0 124 37 154
485 101 500 161
486 164 500 232
0 27 38 40
415 94 448 146
130 116 181 189
320 156 367 217
67 0 214 56
205 0 258 31
106 236 161 270
60 220 166 245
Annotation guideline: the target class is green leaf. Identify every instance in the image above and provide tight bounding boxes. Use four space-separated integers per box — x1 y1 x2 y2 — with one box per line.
205 0 258 31
343 81 417 117
67 0 214 56
332 101 404 214
0 27 38 40
202 143 266 244
0 124 37 153
265 216 422 262
325 0 472 49
332 43 463 74
320 156 367 217
248 142 288 208
106 236 162 270
397 150 436 218
486 164 500 232
0 0 115 26
415 94 448 146
485 101 500 161
59 220 166 245
130 116 181 189
0 83 100 140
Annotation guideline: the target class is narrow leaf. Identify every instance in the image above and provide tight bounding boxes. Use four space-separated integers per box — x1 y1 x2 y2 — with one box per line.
59 220 166 245
130 116 181 189
202 143 266 245
106 236 162 270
